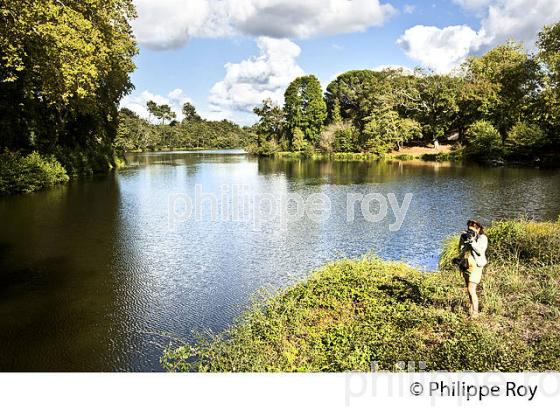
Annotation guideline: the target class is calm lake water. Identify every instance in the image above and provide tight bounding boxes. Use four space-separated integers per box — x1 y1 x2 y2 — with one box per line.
1 150 560 371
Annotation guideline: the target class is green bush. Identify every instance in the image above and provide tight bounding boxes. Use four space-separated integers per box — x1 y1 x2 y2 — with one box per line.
252 140 280 156
333 125 358 153
420 150 463 162
505 122 546 158
291 128 308 152
394 154 415 161
0 151 69 195
53 145 118 176
464 120 504 162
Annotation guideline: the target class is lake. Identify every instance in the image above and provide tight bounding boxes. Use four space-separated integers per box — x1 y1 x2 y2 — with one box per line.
1 150 560 371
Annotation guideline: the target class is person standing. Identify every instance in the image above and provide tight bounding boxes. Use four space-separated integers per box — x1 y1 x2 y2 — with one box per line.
458 220 488 317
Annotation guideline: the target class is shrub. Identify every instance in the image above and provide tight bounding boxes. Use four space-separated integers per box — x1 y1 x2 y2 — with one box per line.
0 151 69 195
261 140 281 156
291 128 308 152
464 120 504 162
333 124 358 153
394 154 415 160
53 145 117 176
505 122 546 158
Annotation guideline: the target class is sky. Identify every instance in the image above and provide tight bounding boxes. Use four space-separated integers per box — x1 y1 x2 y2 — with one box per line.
122 0 560 125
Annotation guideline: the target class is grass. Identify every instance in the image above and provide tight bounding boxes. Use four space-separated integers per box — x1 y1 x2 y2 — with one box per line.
162 219 560 372
272 151 380 161
420 151 463 162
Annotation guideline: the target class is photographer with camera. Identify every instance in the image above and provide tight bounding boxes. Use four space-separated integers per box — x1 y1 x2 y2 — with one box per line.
453 220 488 317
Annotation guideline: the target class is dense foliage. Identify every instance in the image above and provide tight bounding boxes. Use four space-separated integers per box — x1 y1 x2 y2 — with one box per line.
0 151 68 195
283 75 327 149
0 0 137 193
162 219 560 372
251 22 560 164
114 104 255 152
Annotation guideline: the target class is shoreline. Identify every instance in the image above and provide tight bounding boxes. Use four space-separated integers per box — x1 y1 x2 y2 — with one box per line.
162 218 560 372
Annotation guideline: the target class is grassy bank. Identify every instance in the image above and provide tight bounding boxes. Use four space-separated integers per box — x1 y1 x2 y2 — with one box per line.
162 219 560 372
271 151 380 161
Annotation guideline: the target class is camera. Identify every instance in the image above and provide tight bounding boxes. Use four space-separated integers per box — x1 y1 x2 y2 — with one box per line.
460 229 476 243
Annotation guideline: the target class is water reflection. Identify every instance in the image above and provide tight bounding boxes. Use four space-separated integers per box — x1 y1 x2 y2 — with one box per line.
0 151 559 371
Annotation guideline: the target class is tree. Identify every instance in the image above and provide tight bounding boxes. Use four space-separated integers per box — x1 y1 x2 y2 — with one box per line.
182 102 202 122
325 70 380 125
333 124 358 153
291 128 308 151
399 73 461 143
159 105 176 125
505 122 546 158
363 105 422 153
454 76 499 141
0 0 137 156
146 101 159 123
537 22 560 142
463 42 542 139
331 100 343 124
284 75 327 147
146 101 176 125
253 99 286 146
463 120 504 161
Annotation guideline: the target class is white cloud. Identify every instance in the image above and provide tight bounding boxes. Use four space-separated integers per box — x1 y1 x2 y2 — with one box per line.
208 37 304 120
132 0 396 49
452 0 492 12
397 25 480 73
403 4 416 14
132 0 217 49
479 0 560 47
120 89 192 121
397 0 560 73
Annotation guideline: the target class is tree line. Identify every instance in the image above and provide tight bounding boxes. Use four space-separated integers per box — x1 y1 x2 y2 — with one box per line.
250 21 560 164
114 101 254 152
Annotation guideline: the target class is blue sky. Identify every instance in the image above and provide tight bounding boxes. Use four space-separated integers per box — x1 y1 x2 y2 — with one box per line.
122 0 560 124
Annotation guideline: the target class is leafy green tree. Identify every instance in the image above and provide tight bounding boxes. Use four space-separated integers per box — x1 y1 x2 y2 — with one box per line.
146 101 159 122
363 106 422 153
331 100 343 124
159 104 176 125
399 73 461 142
454 76 499 141
146 101 176 125
505 122 546 157
0 0 137 156
284 75 327 147
333 124 358 153
463 42 542 139
182 102 202 122
291 128 308 151
325 70 380 125
537 22 560 142
464 120 504 161
253 99 286 147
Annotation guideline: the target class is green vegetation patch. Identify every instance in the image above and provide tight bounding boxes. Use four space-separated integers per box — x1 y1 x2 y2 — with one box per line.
0 151 69 195
162 219 560 372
